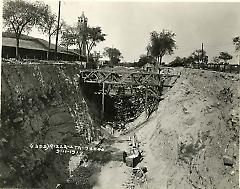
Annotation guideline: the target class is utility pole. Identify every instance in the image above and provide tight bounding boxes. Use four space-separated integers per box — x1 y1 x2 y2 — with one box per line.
145 86 148 116
55 1 61 61
238 51 240 65
111 45 114 65
201 43 204 63
101 82 105 121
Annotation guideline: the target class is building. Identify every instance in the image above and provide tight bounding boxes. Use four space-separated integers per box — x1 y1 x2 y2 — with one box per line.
78 12 88 57
142 63 155 72
1 32 81 61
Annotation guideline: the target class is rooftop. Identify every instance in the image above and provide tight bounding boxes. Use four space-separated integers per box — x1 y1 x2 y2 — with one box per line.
2 32 78 55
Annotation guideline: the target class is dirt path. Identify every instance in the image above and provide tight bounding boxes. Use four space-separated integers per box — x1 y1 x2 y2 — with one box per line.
93 111 151 189
93 160 131 189
93 137 132 189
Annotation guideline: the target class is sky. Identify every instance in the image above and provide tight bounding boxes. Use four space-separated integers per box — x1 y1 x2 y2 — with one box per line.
3 1 240 63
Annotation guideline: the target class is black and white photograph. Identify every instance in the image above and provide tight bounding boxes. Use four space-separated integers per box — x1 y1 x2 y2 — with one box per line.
0 0 240 188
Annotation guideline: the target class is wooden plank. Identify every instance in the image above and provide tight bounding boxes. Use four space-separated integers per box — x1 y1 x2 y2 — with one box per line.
82 80 163 86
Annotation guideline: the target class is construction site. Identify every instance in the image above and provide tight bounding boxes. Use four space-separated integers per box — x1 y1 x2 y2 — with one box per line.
1 1 240 189
1 58 239 189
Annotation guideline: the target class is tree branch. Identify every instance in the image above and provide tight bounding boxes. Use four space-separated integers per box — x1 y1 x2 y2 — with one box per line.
10 21 17 34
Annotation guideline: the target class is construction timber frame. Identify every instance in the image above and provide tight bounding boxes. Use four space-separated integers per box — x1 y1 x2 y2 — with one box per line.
79 69 179 120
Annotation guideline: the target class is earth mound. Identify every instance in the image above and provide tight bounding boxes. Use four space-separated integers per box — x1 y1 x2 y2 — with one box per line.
136 68 239 189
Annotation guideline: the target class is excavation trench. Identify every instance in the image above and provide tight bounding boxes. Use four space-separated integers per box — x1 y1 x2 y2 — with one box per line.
79 82 161 189
80 82 161 126
0 62 161 189
2 63 238 189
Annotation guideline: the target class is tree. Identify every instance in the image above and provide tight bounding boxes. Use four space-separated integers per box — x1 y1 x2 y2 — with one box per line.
75 25 106 62
3 0 45 59
137 55 155 67
169 56 196 67
103 47 122 65
233 36 240 64
60 24 76 51
218 52 233 64
233 36 240 51
191 49 208 64
86 27 106 61
183 56 195 65
212 56 220 64
147 30 176 65
169 56 184 67
38 4 58 60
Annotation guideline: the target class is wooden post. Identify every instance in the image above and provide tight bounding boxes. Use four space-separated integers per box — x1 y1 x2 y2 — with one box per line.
145 86 148 115
101 82 105 120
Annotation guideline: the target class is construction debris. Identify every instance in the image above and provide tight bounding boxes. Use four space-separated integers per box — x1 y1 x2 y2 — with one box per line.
223 155 235 167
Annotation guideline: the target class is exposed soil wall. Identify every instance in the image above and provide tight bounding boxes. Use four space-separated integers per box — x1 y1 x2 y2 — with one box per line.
0 62 100 188
136 68 239 189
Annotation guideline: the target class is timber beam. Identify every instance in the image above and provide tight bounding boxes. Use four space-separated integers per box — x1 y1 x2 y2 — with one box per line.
79 69 178 86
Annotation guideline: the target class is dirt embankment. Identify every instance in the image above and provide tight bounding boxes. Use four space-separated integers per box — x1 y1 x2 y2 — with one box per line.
136 68 239 189
0 62 100 188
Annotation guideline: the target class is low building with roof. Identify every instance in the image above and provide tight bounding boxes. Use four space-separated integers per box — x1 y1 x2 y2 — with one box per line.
1 32 84 61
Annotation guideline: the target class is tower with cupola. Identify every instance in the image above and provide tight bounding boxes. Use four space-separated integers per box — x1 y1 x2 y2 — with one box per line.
78 12 88 57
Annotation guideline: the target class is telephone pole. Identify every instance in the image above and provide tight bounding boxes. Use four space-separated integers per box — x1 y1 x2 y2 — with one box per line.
55 1 61 61
111 45 114 65
201 43 204 63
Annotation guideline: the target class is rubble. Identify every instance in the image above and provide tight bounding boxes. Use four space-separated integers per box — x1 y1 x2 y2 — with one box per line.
223 155 235 167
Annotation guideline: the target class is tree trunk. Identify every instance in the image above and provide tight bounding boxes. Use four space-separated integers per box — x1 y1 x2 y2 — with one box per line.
159 56 163 65
48 35 51 60
87 50 90 64
66 46 68 61
16 37 20 60
79 42 82 61
238 49 240 65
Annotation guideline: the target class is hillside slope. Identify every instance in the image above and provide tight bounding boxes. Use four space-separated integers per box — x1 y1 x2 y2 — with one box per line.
136 68 239 189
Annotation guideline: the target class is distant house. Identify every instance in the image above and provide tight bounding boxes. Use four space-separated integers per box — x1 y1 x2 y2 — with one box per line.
142 63 155 72
1 32 82 61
